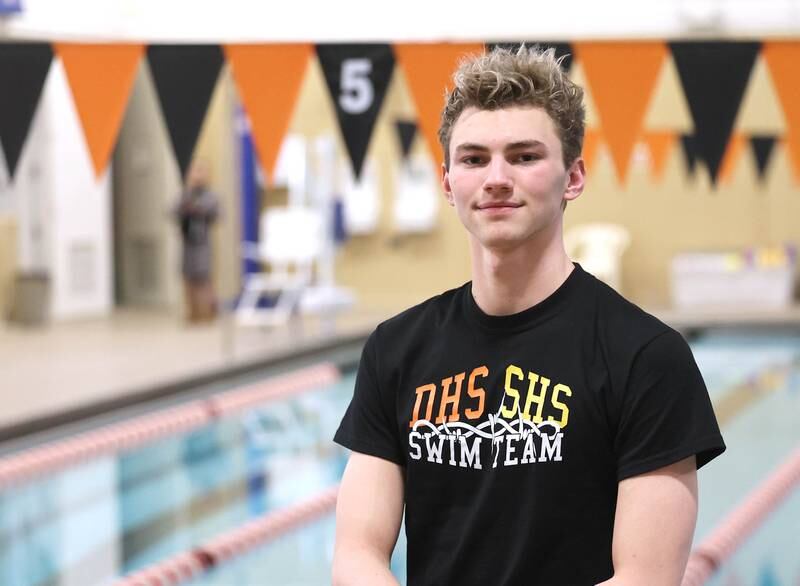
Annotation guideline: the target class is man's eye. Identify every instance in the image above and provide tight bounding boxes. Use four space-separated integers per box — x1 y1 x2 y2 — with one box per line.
462 156 484 165
515 153 540 163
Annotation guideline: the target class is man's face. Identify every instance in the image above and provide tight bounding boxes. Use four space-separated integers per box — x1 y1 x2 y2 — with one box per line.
442 106 584 252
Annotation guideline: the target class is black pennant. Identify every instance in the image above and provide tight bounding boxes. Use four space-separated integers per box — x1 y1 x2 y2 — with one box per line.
0 43 53 179
395 120 417 161
486 41 574 71
316 44 395 180
669 41 761 184
147 45 223 178
750 135 777 182
680 134 699 177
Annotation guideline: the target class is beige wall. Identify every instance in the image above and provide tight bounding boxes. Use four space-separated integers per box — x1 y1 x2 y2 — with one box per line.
194 66 241 304
196 54 799 314
565 144 799 307
283 61 472 312
275 56 800 313
114 63 183 308
0 215 17 319
114 64 240 310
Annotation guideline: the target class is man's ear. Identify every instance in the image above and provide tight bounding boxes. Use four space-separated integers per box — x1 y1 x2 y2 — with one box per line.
564 157 586 203
442 163 455 206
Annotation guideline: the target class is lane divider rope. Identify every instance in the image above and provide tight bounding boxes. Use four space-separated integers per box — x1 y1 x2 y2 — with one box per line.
115 485 339 586
0 363 340 489
681 447 800 586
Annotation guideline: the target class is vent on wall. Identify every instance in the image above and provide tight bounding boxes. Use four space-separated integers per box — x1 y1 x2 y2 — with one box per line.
69 241 96 295
130 237 159 292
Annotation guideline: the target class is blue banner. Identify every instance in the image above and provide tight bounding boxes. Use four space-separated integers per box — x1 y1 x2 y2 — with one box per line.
0 0 22 14
237 106 260 278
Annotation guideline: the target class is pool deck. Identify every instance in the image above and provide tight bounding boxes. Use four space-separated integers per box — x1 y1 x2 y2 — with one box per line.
1 302 798 444
0 307 386 444
653 305 800 333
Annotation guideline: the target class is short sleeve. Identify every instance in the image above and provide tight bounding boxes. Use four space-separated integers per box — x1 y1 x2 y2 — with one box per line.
334 330 405 466
615 329 726 480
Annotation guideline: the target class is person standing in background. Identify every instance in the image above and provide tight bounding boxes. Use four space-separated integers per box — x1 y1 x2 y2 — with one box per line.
174 160 220 322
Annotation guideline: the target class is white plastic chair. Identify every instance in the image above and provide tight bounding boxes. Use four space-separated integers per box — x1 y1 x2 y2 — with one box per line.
565 223 631 291
236 207 324 327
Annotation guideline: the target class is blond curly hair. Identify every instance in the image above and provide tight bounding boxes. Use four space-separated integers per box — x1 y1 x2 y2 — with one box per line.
438 45 585 170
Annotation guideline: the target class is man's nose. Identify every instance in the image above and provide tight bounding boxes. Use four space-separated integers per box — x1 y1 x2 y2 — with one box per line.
483 157 513 193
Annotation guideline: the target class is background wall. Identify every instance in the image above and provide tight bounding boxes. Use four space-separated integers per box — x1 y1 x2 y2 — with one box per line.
47 60 113 320
113 62 181 309
0 56 113 321
113 63 239 313
278 48 800 311
1 0 799 318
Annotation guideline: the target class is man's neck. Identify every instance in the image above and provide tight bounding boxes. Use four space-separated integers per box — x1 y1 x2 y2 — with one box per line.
469 234 574 317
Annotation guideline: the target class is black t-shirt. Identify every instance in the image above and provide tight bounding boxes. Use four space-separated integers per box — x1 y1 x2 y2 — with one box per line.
334 264 725 586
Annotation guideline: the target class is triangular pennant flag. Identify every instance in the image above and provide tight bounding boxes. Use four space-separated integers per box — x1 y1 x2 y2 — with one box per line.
0 43 53 179
582 129 602 171
680 134 699 177
762 42 800 183
485 41 573 71
718 133 747 185
224 44 311 184
56 43 143 178
574 42 667 183
395 119 418 160
781 135 800 183
669 41 761 184
394 43 485 165
147 44 224 178
642 131 674 181
750 135 777 182
316 44 395 180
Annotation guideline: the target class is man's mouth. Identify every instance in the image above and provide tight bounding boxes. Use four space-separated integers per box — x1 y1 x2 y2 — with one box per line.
476 202 523 210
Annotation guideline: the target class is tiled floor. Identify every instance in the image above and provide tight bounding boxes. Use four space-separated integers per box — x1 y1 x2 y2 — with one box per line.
0 307 387 436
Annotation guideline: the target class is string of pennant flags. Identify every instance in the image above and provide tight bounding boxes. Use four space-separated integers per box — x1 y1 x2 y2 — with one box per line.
1 40 799 187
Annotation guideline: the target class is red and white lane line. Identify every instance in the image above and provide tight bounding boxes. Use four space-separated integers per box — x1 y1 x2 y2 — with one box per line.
208 362 339 418
114 551 207 586
682 447 800 586
115 485 340 586
0 363 340 489
0 402 210 490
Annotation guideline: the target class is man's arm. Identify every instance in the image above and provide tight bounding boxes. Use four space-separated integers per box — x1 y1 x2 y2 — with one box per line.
598 456 698 586
333 452 404 586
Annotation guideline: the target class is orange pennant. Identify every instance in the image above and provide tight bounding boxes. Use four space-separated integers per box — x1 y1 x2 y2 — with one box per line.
582 129 602 171
642 131 675 181
574 42 667 184
763 42 800 183
56 43 143 178
782 135 800 184
225 44 312 184
718 133 747 185
394 43 484 166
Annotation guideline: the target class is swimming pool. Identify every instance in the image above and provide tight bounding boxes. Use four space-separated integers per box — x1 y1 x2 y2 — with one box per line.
0 330 798 586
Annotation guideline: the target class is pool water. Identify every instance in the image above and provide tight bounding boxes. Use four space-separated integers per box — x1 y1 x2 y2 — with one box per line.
1 330 799 586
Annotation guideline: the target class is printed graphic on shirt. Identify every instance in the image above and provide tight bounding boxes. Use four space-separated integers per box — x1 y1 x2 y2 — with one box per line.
407 364 572 469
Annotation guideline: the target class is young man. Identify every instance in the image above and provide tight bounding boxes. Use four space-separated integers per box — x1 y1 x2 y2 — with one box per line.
332 46 725 586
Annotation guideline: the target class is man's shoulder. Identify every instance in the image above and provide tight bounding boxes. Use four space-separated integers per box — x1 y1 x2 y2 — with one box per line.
582 269 676 349
373 283 468 341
